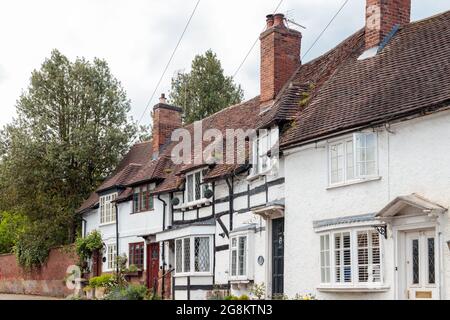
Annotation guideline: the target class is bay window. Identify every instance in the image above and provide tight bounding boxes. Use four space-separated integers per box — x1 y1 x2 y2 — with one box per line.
100 193 117 224
329 132 377 186
319 229 383 286
175 236 212 275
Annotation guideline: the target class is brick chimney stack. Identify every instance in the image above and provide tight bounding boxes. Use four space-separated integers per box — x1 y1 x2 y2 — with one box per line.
152 93 182 158
260 13 302 109
365 0 411 49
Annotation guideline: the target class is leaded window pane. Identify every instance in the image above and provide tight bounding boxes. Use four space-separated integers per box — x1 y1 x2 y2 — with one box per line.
175 240 182 273
194 237 210 272
412 239 420 284
238 237 247 276
428 238 435 284
184 238 191 272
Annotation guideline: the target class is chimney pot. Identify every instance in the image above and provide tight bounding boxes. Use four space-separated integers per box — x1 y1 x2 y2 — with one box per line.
260 13 301 108
273 13 286 27
266 14 274 28
159 93 167 104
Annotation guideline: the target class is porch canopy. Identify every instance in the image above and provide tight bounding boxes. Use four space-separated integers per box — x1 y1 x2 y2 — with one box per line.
155 218 216 242
376 193 447 221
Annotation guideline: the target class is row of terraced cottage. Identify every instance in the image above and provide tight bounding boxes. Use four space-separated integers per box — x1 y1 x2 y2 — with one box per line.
78 1 450 300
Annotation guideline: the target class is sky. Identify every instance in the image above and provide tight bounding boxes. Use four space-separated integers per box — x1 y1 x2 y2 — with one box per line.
1 0 450 129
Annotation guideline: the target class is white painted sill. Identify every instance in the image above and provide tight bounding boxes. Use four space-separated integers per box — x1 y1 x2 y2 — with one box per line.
326 176 382 190
317 284 390 293
173 272 213 278
246 170 272 182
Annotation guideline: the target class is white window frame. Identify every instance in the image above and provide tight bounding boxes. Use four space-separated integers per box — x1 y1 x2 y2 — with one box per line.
328 132 378 187
251 127 279 177
184 169 210 206
100 193 118 225
106 243 117 271
319 228 384 288
174 235 213 277
229 231 254 281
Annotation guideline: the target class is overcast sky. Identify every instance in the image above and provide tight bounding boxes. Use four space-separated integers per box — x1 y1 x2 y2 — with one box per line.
1 0 449 129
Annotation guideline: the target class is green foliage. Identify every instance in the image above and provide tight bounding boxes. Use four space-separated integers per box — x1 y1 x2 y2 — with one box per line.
127 264 139 273
238 294 250 300
75 230 103 263
89 274 116 288
224 295 239 300
0 211 27 254
0 49 137 267
104 284 148 300
14 221 65 269
169 49 243 124
250 282 266 300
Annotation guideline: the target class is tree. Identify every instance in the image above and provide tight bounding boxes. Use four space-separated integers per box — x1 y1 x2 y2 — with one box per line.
169 50 243 124
0 49 136 266
0 211 27 254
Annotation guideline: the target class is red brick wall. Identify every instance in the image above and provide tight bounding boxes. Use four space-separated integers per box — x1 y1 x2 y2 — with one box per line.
0 246 78 297
260 14 301 106
365 0 411 49
152 105 182 155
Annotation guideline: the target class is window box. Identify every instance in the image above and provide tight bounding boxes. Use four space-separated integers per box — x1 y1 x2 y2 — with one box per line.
174 235 213 277
328 132 379 187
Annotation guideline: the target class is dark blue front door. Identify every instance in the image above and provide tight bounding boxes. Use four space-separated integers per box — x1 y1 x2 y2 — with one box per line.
272 218 284 296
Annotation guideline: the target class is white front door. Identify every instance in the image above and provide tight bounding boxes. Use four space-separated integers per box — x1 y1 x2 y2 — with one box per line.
405 230 438 300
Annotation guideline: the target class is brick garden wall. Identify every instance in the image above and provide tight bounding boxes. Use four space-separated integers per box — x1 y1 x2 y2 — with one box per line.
0 246 78 298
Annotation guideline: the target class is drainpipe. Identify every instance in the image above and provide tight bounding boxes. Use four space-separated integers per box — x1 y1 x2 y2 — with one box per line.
226 177 234 232
158 195 167 299
115 202 119 275
81 218 88 238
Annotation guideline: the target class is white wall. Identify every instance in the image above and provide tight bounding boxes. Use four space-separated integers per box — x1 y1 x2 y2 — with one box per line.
284 110 450 300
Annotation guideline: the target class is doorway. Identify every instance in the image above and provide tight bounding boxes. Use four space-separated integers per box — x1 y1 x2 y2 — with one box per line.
404 230 438 300
271 218 284 297
147 243 160 290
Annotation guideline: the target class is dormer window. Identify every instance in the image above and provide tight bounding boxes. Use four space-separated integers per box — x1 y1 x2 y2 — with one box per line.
251 127 279 176
184 169 210 205
100 193 117 225
132 184 154 214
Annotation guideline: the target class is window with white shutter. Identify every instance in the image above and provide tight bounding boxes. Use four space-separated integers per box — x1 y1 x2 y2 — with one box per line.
320 228 384 286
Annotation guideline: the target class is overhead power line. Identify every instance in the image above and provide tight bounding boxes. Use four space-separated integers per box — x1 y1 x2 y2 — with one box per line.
136 0 202 128
232 0 285 78
302 0 349 60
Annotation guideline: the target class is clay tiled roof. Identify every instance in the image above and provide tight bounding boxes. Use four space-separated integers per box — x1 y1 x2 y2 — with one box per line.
281 11 450 148
130 97 261 194
77 141 152 213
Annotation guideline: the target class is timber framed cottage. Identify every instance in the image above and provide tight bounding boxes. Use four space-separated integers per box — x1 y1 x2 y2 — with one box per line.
78 0 450 300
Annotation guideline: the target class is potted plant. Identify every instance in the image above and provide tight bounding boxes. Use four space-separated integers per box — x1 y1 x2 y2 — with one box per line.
89 274 115 300
84 285 94 300
125 264 141 277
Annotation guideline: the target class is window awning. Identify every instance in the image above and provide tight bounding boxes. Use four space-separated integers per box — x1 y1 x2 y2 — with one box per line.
376 193 447 220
